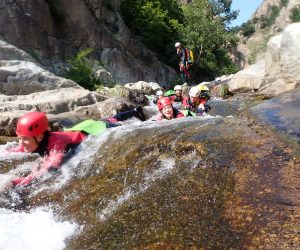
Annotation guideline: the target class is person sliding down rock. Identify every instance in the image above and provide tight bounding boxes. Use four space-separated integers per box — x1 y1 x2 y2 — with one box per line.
1 108 146 191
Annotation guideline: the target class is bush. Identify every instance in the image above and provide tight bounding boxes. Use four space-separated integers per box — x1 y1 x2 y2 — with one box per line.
120 0 183 67
240 21 255 37
260 5 280 28
65 48 103 91
280 0 289 7
290 6 300 22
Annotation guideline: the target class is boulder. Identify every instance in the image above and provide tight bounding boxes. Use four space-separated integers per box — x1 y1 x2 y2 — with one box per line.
0 60 78 95
125 81 161 95
0 87 107 135
228 60 265 92
0 40 36 62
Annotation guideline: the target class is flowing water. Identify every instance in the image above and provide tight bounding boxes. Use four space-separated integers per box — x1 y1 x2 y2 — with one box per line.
0 96 299 249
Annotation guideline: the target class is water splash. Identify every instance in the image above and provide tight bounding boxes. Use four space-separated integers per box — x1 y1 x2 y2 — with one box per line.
0 207 78 250
97 158 176 221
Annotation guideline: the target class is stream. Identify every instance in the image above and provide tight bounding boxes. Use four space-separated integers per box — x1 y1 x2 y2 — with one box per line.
0 94 299 249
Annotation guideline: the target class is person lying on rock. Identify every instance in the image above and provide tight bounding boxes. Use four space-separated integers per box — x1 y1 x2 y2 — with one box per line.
156 97 185 121
171 85 184 103
2 108 146 190
153 90 164 104
182 86 211 115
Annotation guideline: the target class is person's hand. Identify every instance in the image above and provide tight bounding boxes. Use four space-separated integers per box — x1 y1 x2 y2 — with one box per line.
196 108 204 116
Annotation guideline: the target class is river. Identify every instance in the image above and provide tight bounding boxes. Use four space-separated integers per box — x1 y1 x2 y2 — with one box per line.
0 95 299 249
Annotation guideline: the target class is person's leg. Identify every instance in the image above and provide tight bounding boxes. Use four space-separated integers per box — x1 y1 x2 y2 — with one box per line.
113 107 146 121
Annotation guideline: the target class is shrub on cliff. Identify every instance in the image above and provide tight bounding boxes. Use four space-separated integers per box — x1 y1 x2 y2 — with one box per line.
65 49 116 90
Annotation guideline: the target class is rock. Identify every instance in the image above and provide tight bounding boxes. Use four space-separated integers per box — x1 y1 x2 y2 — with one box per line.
0 87 107 135
0 60 78 95
259 79 298 96
0 40 36 62
280 23 300 84
228 60 265 92
125 81 161 95
258 23 300 96
96 97 136 119
0 1 176 84
97 85 149 105
94 65 117 87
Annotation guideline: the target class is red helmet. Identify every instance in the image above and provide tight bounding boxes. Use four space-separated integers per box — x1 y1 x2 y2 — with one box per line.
157 97 173 111
16 112 49 137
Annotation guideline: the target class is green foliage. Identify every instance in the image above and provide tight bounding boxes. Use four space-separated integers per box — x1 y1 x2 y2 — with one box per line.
181 0 239 79
120 0 183 67
65 49 106 91
260 5 280 29
290 6 300 22
219 83 230 98
280 0 289 7
240 20 255 37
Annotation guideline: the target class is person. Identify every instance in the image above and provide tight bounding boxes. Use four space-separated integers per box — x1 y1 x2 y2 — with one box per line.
153 90 164 104
3 108 146 189
171 85 184 103
182 86 211 115
156 97 185 121
175 42 190 84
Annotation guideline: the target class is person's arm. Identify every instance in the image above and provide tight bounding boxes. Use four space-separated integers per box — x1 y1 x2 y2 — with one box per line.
12 147 65 187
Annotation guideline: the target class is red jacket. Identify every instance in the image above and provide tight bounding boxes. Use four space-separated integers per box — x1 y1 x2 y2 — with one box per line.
11 131 86 187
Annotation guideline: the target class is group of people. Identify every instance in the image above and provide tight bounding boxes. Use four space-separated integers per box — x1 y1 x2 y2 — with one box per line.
0 40 209 195
155 84 211 121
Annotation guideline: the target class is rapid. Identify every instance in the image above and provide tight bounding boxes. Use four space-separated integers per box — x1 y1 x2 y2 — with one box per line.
0 95 299 249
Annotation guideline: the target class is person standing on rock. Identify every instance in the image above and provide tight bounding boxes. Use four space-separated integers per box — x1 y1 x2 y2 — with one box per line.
175 42 190 84
1 108 146 191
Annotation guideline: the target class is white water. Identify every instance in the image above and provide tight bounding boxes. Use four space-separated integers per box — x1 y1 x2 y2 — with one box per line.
0 207 78 250
0 114 220 248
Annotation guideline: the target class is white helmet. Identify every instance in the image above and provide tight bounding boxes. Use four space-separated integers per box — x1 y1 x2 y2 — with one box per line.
174 85 182 91
189 86 200 97
175 42 181 48
156 90 163 96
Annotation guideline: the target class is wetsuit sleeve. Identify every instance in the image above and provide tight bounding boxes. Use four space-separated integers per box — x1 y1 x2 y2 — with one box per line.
182 97 189 109
12 147 65 187
8 145 25 153
176 112 185 118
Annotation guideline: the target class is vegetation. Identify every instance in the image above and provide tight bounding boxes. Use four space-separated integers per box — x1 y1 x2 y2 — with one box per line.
64 48 116 90
120 0 183 68
290 6 300 22
260 5 280 29
120 0 239 81
240 20 256 37
180 0 239 79
280 0 289 7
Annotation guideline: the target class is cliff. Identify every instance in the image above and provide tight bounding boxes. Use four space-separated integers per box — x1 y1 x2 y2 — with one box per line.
0 0 176 84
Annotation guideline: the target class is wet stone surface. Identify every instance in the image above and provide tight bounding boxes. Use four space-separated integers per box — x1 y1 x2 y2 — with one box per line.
0 95 299 249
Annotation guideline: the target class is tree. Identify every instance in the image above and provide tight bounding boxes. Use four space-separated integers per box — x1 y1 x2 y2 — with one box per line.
181 0 239 79
120 0 183 67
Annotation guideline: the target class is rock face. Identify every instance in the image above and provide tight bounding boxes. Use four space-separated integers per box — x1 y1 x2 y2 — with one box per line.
225 23 300 96
0 0 176 84
234 0 300 69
